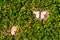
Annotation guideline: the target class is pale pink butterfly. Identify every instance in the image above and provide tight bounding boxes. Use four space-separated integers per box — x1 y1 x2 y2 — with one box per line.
33 10 48 19
8 26 18 35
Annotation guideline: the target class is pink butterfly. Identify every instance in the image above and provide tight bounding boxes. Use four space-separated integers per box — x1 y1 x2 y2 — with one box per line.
33 10 48 20
8 26 18 35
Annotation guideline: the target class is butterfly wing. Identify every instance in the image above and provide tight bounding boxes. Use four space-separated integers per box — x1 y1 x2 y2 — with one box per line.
33 11 40 18
41 13 45 19
41 11 47 19
41 11 47 15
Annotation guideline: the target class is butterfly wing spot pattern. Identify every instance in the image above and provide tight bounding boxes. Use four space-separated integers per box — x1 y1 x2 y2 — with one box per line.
33 10 49 20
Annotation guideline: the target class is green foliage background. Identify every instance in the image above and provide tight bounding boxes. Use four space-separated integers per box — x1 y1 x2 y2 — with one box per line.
0 0 60 40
